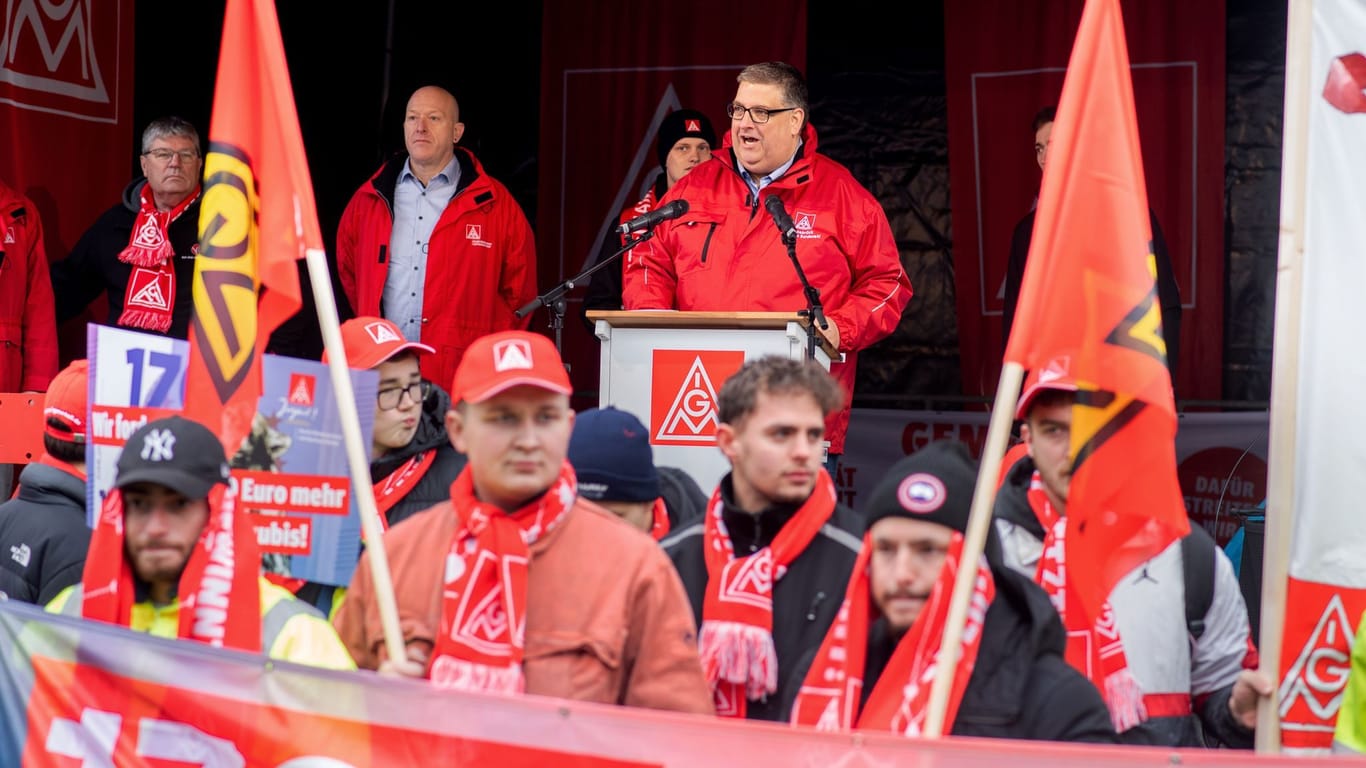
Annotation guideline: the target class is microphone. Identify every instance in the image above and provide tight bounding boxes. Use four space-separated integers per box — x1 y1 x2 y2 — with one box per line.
764 195 797 240
617 199 689 234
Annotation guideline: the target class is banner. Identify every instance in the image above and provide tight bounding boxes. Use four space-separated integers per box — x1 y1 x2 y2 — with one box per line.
0 600 1325 767
186 0 311 456
944 0 1225 401
1277 0 1366 752
87 325 376 587
536 0 807 406
838 409 1267 547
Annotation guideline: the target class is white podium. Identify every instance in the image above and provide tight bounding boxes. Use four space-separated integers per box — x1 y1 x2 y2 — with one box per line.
588 311 834 496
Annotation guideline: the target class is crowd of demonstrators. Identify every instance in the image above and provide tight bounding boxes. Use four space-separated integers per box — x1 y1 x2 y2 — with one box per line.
0 360 90 604
660 355 863 721
47 416 355 670
568 406 706 539
581 108 717 324
50 117 204 340
337 85 538 390
623 61 913 472
994 359 1270 747
791 440 1116 743
285 315 468 618
1002 105 1182 382
333 330 714 714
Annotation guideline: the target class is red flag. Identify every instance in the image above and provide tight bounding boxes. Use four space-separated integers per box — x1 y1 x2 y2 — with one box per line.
185 0 312 455
1003 0 1189 621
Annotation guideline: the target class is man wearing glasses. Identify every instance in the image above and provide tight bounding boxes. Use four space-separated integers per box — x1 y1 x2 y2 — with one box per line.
622 62 912 475
52 116 205 339
293 315 468 618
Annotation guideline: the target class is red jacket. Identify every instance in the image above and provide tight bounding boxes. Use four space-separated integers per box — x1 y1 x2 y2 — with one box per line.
337 148 538 389
0 181 57 392
622 126 911 452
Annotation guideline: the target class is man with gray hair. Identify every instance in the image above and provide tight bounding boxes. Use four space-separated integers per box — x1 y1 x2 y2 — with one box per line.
52 116 204 339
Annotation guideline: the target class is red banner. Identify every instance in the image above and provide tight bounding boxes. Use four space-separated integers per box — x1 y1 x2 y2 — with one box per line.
945 0 1225 401
536 0 807 404
185 0 308 455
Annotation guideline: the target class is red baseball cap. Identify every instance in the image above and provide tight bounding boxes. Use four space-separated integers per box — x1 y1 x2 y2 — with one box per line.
325 317 435 369
44 359 89 443
1015 354 1079 420
451 330 571 404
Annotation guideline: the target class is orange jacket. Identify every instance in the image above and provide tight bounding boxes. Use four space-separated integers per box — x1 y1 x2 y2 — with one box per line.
334 496 714 715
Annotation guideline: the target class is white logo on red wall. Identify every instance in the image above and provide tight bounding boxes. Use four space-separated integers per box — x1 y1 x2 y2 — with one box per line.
0 0 117 121
650 350 744 446
288 374 315 406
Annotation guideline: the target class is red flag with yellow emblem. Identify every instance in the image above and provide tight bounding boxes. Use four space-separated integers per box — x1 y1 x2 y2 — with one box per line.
185 0 311 455
1003 0 1189 621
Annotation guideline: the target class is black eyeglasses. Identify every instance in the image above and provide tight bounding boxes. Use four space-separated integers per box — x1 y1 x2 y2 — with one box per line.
725 102 798 124
376 380 431 410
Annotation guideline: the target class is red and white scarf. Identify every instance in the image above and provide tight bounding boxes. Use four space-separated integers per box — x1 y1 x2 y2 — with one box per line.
117 185 198 332
699 471 836 718
429 462 577 693
1028 472 1147 731
81 480 261 652
791 532 994 735
373 449 438 532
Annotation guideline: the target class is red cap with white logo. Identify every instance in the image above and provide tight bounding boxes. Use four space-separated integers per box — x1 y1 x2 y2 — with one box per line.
1015 353 1079 420
450 330 571 404
326 316 435 369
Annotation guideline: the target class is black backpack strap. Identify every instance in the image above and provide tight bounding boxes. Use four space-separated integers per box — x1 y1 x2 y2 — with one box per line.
1182 525 1218 641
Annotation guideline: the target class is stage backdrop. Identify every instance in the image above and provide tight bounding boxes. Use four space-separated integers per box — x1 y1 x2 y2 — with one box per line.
944 0 1226 402
535 0 807 407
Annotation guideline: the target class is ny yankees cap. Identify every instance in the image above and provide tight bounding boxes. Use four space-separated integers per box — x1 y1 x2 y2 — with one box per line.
450 330 571 404
115 415 231 501
326 316 435 370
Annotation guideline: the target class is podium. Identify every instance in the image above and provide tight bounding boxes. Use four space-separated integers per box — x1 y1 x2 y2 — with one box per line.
587 311 835 497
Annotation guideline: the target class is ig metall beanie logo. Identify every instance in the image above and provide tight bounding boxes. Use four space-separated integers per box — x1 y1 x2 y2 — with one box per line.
194 142 262 402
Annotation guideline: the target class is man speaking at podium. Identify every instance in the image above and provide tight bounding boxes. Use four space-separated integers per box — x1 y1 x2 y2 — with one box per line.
622 61 911 469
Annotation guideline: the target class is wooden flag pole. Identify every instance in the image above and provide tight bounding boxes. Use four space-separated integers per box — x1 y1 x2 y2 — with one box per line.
923 361 1024 737
306 249 407 667
1255 0 1313 752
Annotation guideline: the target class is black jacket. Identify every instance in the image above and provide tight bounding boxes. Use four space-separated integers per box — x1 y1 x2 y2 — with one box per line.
657 465 706 531
52 178 202 339
660 474 864 722
0 461 91 605
370 382 466 529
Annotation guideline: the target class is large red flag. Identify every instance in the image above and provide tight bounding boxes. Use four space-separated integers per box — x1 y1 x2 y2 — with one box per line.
185 0 311 455
1003 0 1189 621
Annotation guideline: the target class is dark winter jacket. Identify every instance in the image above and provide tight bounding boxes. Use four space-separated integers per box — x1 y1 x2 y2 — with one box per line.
660 473 864 722
657 465 706 531
0 460 90 605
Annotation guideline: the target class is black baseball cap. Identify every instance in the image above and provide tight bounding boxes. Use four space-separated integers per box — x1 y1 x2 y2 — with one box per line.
116 415 231 500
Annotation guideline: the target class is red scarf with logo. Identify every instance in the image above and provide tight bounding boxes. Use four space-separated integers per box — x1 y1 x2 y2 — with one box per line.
791 532 994 735
373 449 438 531
81 481 261 652
1028 472 1147 731
117 185 198 332
699 471 836 718
429 462 577 693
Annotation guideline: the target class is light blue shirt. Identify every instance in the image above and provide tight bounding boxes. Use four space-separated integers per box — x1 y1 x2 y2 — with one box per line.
385 156 460 341
740 140 802 200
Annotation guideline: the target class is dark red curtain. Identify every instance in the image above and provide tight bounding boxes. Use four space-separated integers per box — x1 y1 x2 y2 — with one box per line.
945 0 1226 402
536 1 807 403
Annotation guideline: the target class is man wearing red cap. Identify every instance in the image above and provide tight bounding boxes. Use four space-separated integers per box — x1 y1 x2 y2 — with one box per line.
0 360 90 604
334 330 713 714
994 357 1270 747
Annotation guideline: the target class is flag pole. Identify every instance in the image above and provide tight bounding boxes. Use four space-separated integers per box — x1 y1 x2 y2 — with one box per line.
923 361 1023 737
1255 0 1313 752
307 251 407 667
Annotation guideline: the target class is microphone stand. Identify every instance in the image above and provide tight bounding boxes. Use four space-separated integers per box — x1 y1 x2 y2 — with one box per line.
515 229 655 354
781 229 829 361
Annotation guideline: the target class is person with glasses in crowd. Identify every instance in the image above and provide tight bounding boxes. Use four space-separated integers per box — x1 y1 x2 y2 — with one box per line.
290 315 468 618
622 62 912 477
51 117 205 340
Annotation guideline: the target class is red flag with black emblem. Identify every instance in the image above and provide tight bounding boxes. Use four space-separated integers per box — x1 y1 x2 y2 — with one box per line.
1003 0 1189 621
185 0 310 456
